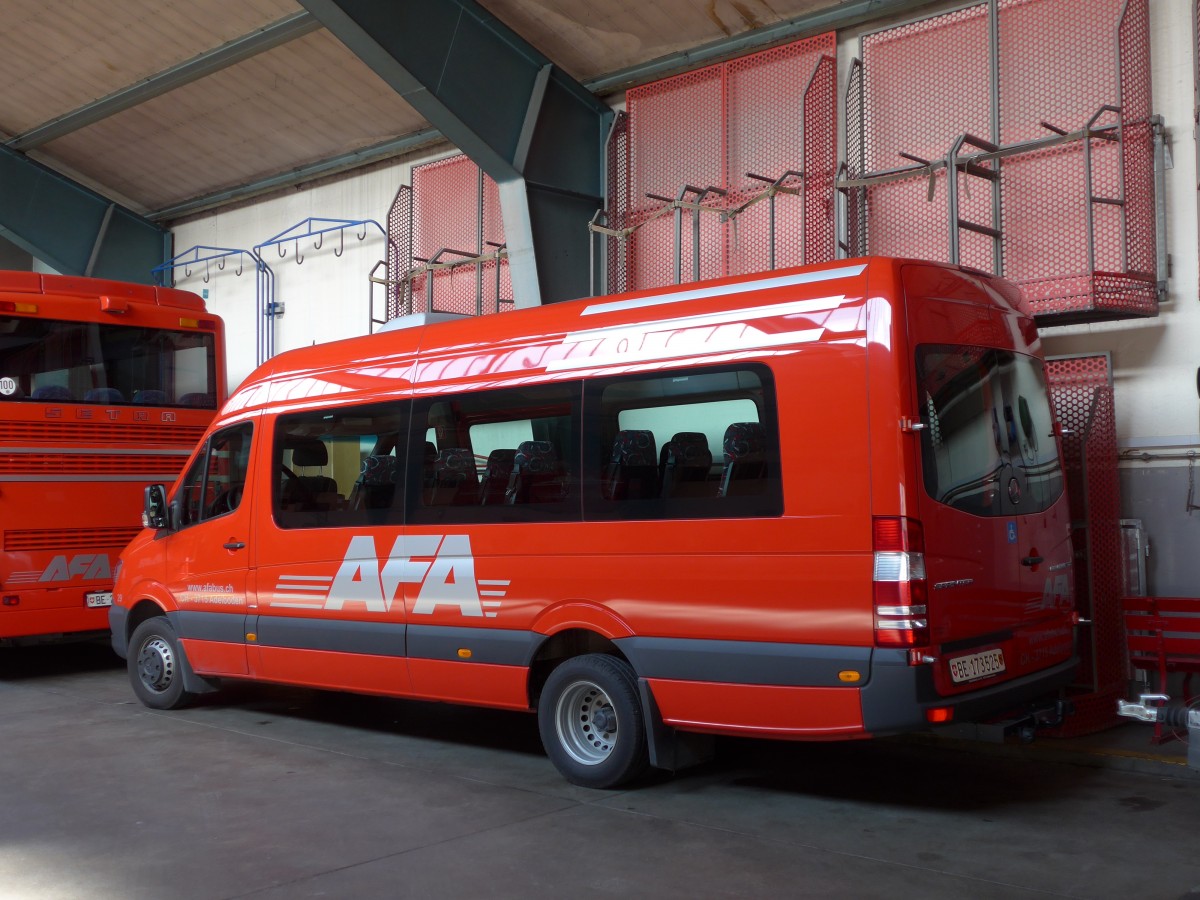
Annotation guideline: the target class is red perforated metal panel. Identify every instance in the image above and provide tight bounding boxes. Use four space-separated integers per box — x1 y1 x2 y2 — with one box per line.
999 0 1156 321
605 111 631 296
802 55 838 267
853 0 1156 325
1046 354 1124 736
615 33 837 292
386 185 412 319
863 5 992 174
387 155 510 319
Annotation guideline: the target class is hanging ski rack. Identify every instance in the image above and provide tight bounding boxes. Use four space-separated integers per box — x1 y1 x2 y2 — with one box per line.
723 171 805 271
838 112 1132 273
251 217 386 356
151 245 277 366
839 0 1161 324
590 175 812 288
255 217 385 265
369 242 510 331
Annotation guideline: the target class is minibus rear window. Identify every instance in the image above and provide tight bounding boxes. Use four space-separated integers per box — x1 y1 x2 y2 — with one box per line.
916 345 1063 517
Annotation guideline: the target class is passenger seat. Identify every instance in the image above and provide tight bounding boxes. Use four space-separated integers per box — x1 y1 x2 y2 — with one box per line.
718 422 768 497
603 429 658 500
659 431 714 499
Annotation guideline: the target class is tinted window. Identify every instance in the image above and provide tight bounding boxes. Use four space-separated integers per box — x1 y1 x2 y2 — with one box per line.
408 383 580 524
272 403 408 529
917 345 1063 516
584 365 782 520
175 422 253 528
0 315 217 407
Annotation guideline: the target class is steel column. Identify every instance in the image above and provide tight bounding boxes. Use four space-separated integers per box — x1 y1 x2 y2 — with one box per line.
299 0 611 307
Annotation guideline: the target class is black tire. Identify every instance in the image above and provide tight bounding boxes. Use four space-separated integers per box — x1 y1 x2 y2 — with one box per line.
537 654 649 789
128 617 197 710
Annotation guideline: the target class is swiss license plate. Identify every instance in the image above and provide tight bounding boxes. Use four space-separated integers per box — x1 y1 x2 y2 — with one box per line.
85 591 113 608
949 648 1005 684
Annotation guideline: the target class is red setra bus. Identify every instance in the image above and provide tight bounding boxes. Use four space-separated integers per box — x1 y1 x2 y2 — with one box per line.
0 272 225 644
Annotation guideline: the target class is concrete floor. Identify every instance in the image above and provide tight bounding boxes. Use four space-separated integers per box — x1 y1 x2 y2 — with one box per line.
2 643 1198 900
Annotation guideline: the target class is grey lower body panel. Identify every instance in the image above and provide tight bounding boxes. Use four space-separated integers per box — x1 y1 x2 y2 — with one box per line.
108 604 129 658
860 649 1079 734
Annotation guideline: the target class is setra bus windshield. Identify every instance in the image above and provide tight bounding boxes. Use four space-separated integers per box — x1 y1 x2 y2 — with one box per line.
0 315 217 408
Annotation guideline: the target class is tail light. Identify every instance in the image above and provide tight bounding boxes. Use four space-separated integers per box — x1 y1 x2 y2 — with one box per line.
873 516 929 647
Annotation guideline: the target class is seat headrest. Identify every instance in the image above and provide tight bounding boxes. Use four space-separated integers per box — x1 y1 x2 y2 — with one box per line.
290 439 329 468
436 448 476 478
359 454 398 485
515 440 557 473
666 431 712 466
32 385 73 401
611 429 657 466
723 422 767 461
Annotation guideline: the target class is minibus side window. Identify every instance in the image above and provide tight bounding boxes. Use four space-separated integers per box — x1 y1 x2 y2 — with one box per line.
272 402 408 529
408 382 581 524
175 422 253 529
583 364 783 521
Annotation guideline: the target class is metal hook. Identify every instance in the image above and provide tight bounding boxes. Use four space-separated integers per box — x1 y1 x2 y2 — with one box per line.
295 238 304 265
235 255 244 277
314 232 324 251
357 225 367 241
277 242 287 259
184 264 192 278
203 259 211 284
217 256 226 271
334 229 345 258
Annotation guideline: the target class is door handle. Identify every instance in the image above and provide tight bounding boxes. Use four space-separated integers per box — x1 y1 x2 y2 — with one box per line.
1021 555 1044 567
223 541 246 551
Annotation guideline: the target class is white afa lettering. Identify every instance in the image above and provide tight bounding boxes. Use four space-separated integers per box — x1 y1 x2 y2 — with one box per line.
411 534 483 617
326 535 386 611
323 534 488 616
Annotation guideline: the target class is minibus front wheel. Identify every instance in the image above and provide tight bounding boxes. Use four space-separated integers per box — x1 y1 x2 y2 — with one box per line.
128 617 196 710
538 653 649 789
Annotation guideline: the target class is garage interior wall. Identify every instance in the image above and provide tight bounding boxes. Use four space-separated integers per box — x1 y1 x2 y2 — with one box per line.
168 1 1199 593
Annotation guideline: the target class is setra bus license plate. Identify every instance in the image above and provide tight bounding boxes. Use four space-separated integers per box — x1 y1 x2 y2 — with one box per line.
85 591 113 608
948 648 1005 684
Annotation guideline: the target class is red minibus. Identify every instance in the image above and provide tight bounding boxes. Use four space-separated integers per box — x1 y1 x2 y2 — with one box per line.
110 257 1076 787
0 272 224 644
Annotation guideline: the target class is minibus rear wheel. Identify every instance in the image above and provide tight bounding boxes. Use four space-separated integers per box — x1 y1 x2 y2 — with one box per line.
538 654 649 789
128 617 196 710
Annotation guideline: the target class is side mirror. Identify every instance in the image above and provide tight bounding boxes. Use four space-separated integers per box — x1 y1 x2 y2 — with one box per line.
142 484 168 530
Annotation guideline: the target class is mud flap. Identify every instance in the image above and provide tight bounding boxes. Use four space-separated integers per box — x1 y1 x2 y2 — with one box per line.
637 679 715 772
